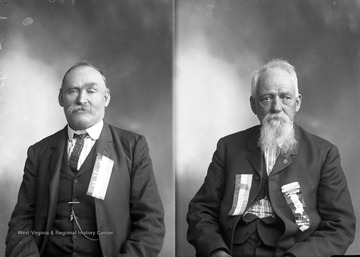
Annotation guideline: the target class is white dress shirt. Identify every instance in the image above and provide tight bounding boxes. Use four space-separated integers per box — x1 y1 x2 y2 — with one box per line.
67 120 104 170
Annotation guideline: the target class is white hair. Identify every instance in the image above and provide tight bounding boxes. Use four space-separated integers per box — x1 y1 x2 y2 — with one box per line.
251 59 299 98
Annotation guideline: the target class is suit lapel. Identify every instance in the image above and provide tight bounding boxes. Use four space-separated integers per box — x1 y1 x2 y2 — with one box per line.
271 125 299 175
94 123 113 159
93 123 114 229
246 127 263 177
270 154 294 175
41 127 67 254
46 127 67 228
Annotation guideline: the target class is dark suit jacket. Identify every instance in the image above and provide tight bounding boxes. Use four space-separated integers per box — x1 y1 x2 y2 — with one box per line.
6 122 165 257
187 125 356 257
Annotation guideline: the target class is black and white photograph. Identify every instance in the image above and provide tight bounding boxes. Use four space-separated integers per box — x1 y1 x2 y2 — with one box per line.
1 0 360 256
0 1 173 256
176 0 360 256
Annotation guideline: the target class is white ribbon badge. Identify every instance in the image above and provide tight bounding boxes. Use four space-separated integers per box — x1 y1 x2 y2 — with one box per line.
281 182 310 231
87 153 114 200
228 174 253 216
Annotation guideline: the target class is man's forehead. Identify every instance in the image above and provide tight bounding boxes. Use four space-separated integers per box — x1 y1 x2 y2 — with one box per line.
258 69 294 89
63 66 104 86
67 65 101 78
261 68 291 80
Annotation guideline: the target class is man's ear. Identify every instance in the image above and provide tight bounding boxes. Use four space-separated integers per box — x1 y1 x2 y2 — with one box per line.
58 89 64 107
250 96 257 115
104 88 111 107
295 94 302 112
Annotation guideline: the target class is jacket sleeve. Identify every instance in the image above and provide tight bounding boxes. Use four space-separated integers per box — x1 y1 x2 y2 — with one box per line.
118 136 165 257
286 145 356 257
6 146 40 257
187 139 231 257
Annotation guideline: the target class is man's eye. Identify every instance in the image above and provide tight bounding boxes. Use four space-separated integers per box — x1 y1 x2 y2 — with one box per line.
68 89 78 94
282 96 292 102
87 89 97 93
262 96 271 103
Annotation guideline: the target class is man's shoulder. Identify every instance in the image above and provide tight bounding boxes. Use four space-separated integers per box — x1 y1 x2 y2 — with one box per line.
296 124 335 149
296 125 332 145
32 127 66 148
105 123 145 143
221 125 260 143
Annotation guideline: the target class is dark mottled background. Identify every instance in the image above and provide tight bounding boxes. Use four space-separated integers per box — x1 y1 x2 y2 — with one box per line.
176 0 360 256
1 0 360 256
0 0 173 256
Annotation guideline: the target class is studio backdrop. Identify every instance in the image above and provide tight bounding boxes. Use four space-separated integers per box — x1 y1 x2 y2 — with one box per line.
176 0 360 256
0 1 174 256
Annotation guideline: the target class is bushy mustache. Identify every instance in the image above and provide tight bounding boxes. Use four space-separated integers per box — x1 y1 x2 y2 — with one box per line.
67 104 93 113
265 113 289 123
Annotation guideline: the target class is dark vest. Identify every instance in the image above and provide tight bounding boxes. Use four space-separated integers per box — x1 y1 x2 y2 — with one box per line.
233 164 284 248
44 143 102 257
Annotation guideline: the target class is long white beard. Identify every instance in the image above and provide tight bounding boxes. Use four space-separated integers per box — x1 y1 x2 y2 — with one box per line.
259 112 298 156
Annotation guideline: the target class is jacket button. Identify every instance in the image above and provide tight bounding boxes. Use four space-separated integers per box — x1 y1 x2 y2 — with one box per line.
73 179 78 184
283 159 288 164
255 175 260 181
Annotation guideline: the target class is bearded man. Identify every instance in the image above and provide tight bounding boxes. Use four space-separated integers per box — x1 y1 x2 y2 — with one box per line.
186 59 356 257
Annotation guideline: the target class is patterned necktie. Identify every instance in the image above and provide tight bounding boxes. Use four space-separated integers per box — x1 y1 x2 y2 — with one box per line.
69 133 88 172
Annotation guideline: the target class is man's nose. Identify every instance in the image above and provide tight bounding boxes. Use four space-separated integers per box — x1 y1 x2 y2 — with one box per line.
271 96 282 113
76 90 88 104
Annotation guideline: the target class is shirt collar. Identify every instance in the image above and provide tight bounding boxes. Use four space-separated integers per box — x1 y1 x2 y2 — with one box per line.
67 120 104 141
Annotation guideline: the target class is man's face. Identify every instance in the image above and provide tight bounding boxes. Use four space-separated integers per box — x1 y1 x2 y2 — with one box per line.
58 65 110 130
250 68 301 124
